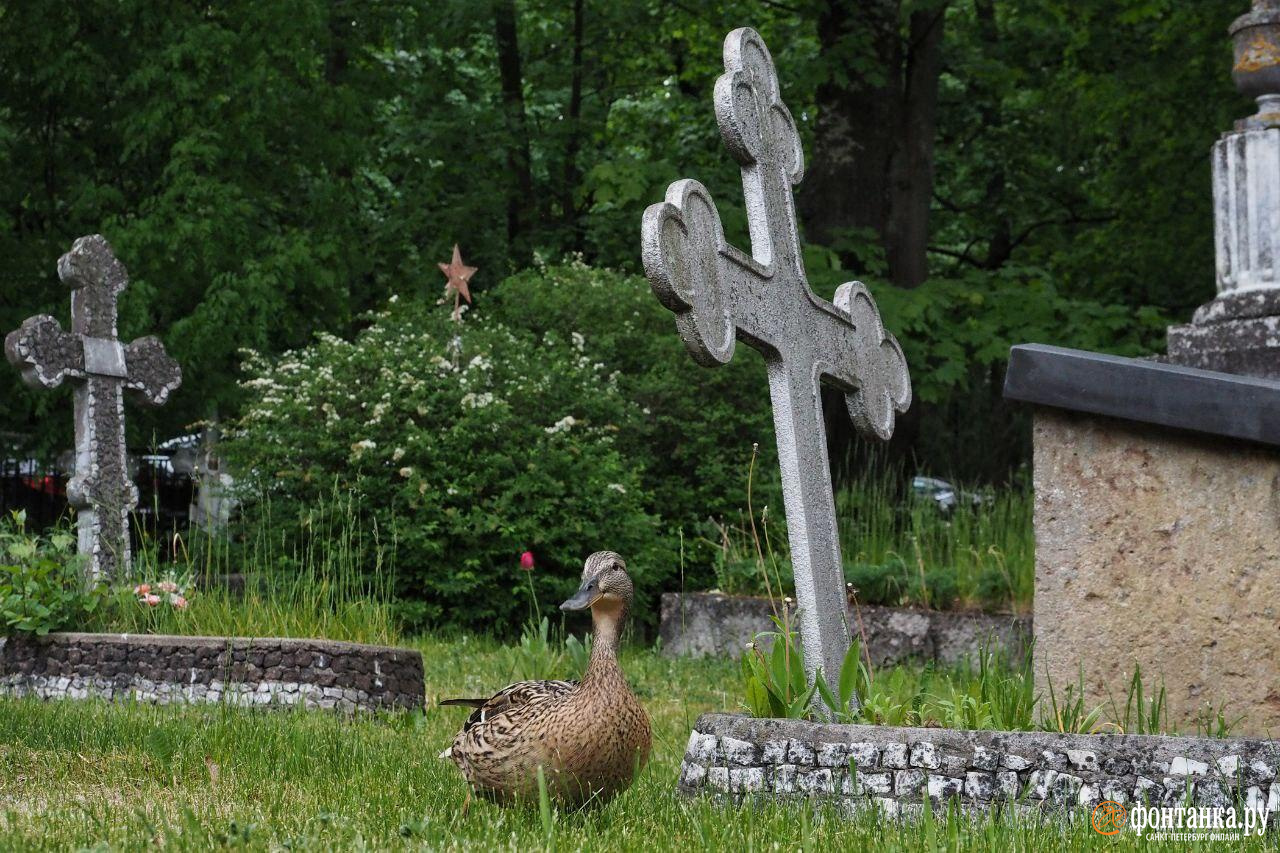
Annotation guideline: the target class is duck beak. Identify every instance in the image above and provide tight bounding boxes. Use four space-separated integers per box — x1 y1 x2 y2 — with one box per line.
560 583 597 611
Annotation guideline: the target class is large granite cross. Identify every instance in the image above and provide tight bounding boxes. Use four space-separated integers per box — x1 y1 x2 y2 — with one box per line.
642 29 911 707
5 235 182 581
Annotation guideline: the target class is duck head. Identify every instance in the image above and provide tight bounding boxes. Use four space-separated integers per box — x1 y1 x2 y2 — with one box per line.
560 551 633 614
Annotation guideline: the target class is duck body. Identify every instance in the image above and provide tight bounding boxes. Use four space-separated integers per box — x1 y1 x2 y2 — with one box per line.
442 552 651 808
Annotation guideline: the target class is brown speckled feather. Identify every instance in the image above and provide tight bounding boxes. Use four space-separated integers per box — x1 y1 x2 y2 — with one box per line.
445 679 576 730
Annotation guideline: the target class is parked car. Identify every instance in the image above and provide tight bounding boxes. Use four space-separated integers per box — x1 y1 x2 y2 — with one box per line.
911 475 984 514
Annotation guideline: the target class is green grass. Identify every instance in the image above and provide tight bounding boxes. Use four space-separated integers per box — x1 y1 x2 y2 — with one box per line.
704 463 1033 613
1 638 1272 851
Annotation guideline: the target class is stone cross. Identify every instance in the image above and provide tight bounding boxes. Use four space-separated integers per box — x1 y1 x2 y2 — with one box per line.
641 28 911 707
5 235 182 581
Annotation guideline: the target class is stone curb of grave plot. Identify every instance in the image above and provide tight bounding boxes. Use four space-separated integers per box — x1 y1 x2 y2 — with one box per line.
678 713 1280 822
0 632 424 713
658 592 1029 667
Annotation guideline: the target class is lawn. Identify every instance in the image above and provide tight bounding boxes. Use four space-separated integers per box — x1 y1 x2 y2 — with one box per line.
1 636 1274 851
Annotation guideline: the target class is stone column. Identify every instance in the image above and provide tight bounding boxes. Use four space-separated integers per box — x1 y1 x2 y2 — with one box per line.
1167 1 1280 378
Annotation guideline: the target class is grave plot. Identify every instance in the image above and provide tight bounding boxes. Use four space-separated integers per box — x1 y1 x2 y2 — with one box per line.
645 24 1280 821
3 236 424 715
679 715 1280 817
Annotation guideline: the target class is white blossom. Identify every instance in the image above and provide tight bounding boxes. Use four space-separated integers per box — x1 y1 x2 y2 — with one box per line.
461 392 495 409
545 415 577 434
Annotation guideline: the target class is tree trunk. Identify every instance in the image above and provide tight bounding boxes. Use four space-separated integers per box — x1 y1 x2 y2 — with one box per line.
560 0 585 250
493 0 535 267
800 0 902 271
885 5 945 287
973 0 1013 270
799 0 948 289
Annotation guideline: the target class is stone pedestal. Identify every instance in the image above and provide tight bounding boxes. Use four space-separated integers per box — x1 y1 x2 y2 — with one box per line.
1167 125 1280 378
1167 289 1280 378
1167 3 1280 379
1005 344 1280 736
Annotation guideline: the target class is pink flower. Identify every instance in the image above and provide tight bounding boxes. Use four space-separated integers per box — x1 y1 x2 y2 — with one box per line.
133 583 151 595
519 551 535 571
170 594 188 610
142 594 161 606
156 580 179 594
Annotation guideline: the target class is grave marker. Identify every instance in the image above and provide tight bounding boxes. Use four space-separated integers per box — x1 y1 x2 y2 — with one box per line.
5 235 182 580
641 28 911 705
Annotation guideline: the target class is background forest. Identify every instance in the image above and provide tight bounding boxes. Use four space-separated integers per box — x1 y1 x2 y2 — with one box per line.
0 0 1247 483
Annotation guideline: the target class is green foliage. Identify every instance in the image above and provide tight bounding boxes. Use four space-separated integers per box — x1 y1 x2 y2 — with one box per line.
499 616 593 684
739 628 1214 737
0 511 98 636
486 261 779 531
1039 667 1109 735
0 0 1242 485
739 613 817 720
223 294 666 635
808 264 1171 480
854 267 1170 405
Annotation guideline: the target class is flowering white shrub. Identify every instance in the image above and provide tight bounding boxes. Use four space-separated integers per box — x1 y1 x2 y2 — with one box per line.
226 293 662 632
485 262 779 545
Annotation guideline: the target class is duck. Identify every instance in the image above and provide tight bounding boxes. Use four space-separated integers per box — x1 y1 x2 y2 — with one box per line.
440 551 651 808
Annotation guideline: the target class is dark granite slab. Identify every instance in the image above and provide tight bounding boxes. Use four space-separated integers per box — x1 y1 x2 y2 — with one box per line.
1003 344 1280 447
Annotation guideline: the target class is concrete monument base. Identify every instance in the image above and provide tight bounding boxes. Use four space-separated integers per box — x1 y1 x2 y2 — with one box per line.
1033 408 1280 736
1005 344 1280 737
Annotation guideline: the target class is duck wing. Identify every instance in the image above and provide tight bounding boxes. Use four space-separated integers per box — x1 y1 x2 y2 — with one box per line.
442 679 577 732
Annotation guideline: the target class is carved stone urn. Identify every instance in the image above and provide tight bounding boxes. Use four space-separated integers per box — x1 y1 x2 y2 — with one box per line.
1232 0 1280 127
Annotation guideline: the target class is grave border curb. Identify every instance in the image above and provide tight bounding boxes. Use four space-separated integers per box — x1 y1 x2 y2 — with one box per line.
678 712 1280 823
0 631 424 712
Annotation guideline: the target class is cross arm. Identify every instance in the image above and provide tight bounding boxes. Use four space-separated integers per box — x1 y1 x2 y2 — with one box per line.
123 336 182 406
642 179 910 440
4 315 84 390
642 179 783 365
811 283 912 441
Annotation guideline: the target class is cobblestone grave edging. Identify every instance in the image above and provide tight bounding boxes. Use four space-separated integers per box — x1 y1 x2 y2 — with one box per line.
679 713 1280 822
0 632 423 712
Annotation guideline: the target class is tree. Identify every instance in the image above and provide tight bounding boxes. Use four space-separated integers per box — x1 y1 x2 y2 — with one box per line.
492 0 536 267
799 0 949 288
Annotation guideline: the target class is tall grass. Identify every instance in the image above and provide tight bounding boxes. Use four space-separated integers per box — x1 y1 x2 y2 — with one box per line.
91 491 401 645
839 468 1034 612
704 460 1034 613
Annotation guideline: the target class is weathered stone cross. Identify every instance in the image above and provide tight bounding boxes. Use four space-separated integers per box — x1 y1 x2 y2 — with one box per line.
5 235 182 581
642 29 911 706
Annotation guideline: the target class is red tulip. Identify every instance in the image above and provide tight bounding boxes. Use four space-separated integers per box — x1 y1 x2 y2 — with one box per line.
519 551 535 571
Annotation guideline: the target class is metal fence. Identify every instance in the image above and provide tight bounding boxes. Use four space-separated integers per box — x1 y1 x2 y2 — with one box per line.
0 456 196 559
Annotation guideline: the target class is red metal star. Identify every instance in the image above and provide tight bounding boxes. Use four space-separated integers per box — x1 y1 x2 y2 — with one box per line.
438 244 477 311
